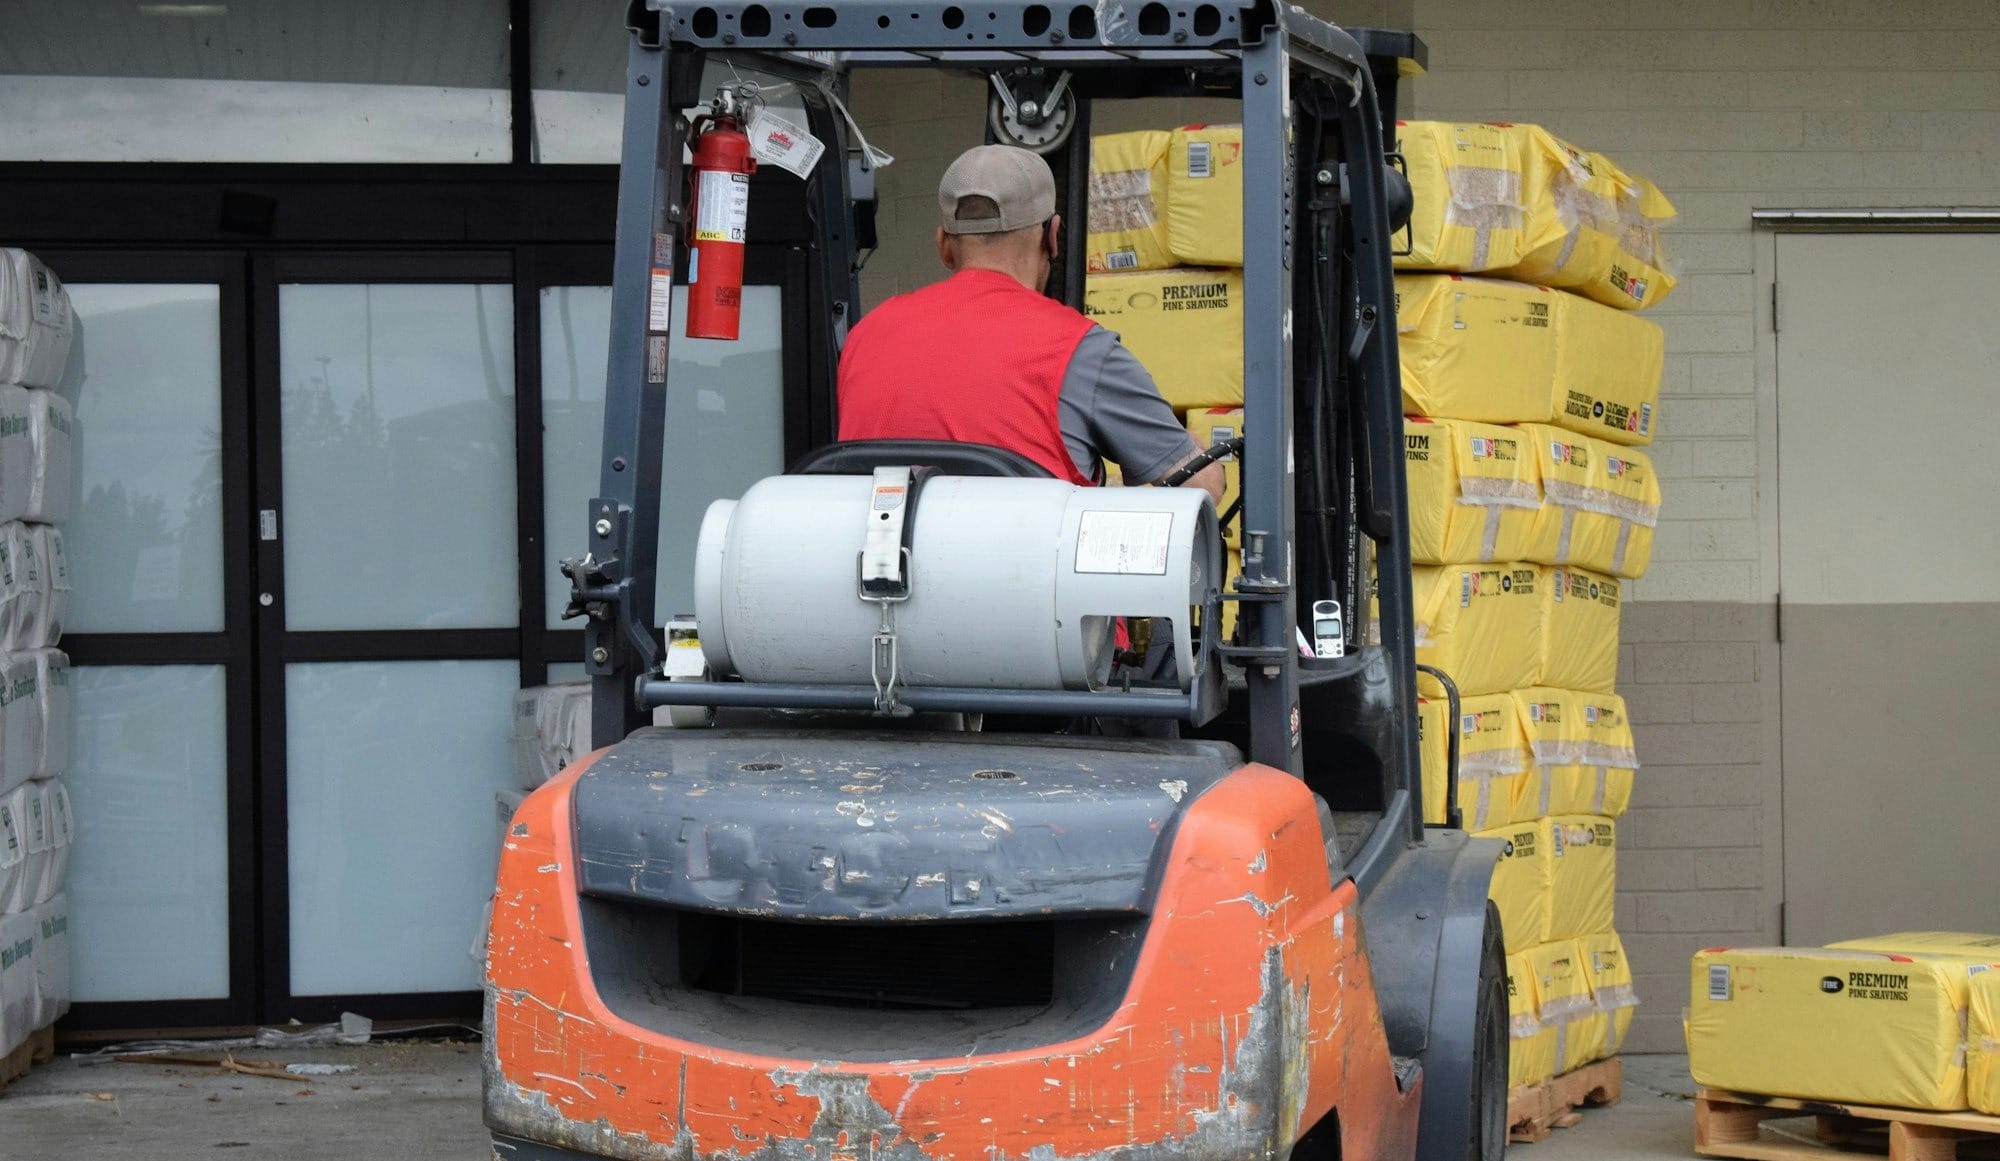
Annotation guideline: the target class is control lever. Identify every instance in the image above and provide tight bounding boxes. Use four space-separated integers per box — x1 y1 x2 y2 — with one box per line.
1153 436 1243 488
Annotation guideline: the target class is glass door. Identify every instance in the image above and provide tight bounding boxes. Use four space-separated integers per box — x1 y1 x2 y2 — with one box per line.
42 251 259 1030
254 253 524 1019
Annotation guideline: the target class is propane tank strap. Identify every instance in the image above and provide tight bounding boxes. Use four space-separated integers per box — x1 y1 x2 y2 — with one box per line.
860 467 913 598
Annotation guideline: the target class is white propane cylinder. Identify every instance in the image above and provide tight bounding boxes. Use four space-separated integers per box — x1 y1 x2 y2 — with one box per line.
695 475 1218 692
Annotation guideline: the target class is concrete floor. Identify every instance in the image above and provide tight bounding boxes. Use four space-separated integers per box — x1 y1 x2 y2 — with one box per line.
0 1045 1700 1160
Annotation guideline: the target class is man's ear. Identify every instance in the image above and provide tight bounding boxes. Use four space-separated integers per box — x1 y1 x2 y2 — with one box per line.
1045 214 1063 259
936 227 957 270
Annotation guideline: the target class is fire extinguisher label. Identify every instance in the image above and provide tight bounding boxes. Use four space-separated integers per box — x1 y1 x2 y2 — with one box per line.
695 171 751 244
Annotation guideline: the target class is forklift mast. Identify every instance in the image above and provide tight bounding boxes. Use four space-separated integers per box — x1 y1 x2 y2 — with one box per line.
571 0 1433 867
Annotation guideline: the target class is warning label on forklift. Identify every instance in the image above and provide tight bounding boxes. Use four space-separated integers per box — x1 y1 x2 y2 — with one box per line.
695 171 751 243
649 233 674 332
1075 511 1173 575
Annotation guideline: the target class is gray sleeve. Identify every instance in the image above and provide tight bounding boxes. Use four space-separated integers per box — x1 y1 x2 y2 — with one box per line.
1058 326 1201 484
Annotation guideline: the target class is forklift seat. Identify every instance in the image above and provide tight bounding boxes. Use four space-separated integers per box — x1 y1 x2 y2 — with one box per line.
788 439 1054 479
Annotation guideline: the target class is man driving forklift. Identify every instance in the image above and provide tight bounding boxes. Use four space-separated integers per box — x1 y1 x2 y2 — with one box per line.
837 143 1225 503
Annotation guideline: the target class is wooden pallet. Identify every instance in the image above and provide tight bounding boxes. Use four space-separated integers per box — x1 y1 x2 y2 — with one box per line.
1696 1088 2000 1161
1507 1056 1623 1142
0 1024 56 1093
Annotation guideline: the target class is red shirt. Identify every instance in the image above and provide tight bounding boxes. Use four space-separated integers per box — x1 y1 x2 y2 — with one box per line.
836 269 1095 484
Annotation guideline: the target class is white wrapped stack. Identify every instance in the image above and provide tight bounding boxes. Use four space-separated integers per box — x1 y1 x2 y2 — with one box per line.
0 251 74 390
0 250 76 1061
510 683 594 790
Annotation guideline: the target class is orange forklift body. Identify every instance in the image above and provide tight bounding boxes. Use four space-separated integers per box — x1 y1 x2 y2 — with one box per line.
487 757 1421 1161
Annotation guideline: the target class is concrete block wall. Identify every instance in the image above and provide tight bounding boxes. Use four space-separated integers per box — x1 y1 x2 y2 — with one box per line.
1410 0 2000 1050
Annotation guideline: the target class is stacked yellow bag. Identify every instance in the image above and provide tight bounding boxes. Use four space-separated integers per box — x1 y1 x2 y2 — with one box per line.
1548 814 1617 941
1509 134 1677 311
1512 689 1637 821
1688 946 2000 1111
1825 933 2000 1114
1089 121 1673 1089
1394 120 1678 310
1508 952 1560 1087
1397 274 1664 444
1974 969 2000 1115
1408 562 1546 697
1527 937 1601 1074
1524 427 1660 579
1394 121 1537 273
1543 566 1622 691
1084 267 1245 412
1450 692 1533 832
1086 130 1175 273
1388 124 1673 1088
1164 125 1246 267
1509 934 1639 1089
1403 417 1542 565
1579 931 1639 1059
1477 816 1553 953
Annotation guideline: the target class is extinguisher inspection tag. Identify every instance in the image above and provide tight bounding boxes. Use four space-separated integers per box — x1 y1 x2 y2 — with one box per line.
695 170 751 244
745 106 825 179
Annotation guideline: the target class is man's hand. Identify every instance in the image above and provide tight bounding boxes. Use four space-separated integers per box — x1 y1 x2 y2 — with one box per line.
1153 449 1227 506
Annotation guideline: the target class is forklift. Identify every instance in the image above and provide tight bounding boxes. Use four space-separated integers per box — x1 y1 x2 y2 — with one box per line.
485 3 1506 1159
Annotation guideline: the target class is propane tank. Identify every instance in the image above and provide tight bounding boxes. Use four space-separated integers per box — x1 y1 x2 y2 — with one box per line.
686 89 757 340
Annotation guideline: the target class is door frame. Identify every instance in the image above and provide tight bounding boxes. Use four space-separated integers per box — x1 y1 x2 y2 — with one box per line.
251 249 524 1022
37 249 263 1031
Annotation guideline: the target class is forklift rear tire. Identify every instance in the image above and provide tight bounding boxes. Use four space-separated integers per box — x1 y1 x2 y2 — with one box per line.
1468 901 1509 1160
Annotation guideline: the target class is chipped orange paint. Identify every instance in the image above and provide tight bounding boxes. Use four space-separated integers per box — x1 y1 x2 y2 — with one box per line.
486 755 1422 1161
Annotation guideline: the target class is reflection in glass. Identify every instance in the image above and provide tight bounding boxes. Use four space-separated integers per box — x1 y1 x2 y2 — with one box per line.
286 660 518 996
540 285 785 629
69 665 231 1002
62 285 227 634
280 284 519 631
528 0 807 164
0 0 510 162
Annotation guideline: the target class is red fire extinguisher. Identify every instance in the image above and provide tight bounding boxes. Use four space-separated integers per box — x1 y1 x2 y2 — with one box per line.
686 93 758 341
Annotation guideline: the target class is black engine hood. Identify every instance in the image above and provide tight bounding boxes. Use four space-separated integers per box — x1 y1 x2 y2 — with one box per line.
570 728 1245 920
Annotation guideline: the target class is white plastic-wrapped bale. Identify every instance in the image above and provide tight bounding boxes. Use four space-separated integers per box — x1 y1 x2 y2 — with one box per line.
33 781 68 906
31 527 67 646
0 652 37 799
0 250 75 390
28 389 72 524
29 650 65 780
0 390 73 527
0 907 37 1054
4 524 45 652
0 783 45 914
515 683 595 787
30 891 67 1028
0 796 21 917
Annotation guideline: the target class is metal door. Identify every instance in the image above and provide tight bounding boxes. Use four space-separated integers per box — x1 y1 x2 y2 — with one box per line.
1775 231 2000 945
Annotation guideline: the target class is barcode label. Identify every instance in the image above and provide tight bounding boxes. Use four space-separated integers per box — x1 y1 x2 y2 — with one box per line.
1708 964 1733 1002
1187 141 1213 178
1106 249 1139 270
1460 572 1473 607
1639 402 1653 434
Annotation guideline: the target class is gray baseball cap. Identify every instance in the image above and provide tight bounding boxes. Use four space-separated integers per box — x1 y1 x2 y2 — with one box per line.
937 144 1057 234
